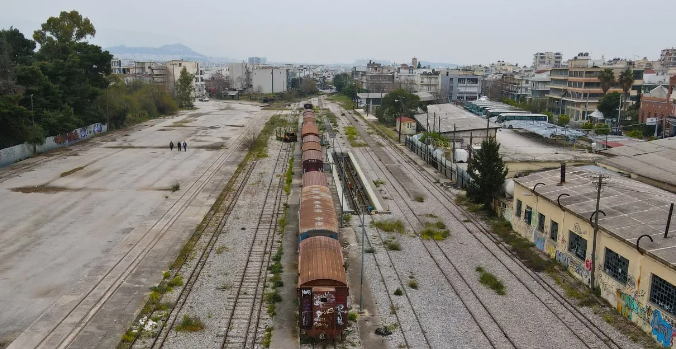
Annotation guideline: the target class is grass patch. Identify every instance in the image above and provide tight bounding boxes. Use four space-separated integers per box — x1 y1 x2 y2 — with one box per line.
476 266 506 295
455 194 470 205
343 213 351 223
284 156 293 195
60 166 85 177
371 219 406 234
266 290 282 317
373 179 386 187
385 323 399 332
384 239 401 251
170 182 180 192
365 247 375 253
215 245 228 254
167 275 184 288
393 288 403 296
408 280 418 289
262 327 274 348
120 329 137 342
467 203 484 212
175 315 204 332
414 195 425 202
163 271 171 279
421 213 438 218
348 311 359 322
420 222 450 241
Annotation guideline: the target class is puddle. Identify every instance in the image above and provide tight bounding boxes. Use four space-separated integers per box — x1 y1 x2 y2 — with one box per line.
11 185 80 194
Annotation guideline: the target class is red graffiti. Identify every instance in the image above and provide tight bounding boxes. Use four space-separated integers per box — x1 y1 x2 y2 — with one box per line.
54 130 80 145
585 259 592 271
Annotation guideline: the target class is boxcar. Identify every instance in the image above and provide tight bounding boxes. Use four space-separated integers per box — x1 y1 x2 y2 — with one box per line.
298 236 348 340
302 171 328 187
302 135 321 144
302 141 322 152
299 185 338 241
302 149 323 173
301 123 319 138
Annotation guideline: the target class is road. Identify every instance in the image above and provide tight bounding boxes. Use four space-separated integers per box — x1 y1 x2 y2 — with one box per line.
0 101 268 349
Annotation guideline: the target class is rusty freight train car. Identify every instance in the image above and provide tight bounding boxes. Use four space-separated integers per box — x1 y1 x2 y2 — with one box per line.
299 185 338 242
302 171 329 187
298 236 348 340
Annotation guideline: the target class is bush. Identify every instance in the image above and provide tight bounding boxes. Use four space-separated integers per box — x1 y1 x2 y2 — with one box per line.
385 240 401 251
626 129 643 139
167 275 184 287
408 280 418 289
393 288 403 296
171 182 180 192
476 267 506 295
371 219 406 234
348 311 359 322
175 315 205 331
581 122 594 130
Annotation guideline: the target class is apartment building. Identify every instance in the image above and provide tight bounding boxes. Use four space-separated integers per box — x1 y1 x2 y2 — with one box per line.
251 67 288 94
166 60 205 97
533 52 563 69
660 48 676 68
440 71 482 102
418 70 440 93
531 70 551 99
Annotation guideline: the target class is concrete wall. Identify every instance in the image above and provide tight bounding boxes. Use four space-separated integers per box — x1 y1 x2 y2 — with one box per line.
505 161 592 178
511 181 676 348
251 68 287 94
0 123 107 168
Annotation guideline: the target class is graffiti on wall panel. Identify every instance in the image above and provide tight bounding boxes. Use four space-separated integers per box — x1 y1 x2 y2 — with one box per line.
54 130 80 145
555 250 590 283
652 310 675 347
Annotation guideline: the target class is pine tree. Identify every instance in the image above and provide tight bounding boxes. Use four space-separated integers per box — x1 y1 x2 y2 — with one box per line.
466 137 508 206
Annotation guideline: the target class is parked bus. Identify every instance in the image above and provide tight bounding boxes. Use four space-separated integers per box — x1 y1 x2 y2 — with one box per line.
496 113 549 124
485 109 527 118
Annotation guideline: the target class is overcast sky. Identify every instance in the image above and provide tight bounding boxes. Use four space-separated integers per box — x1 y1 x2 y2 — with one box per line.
2 0 673 65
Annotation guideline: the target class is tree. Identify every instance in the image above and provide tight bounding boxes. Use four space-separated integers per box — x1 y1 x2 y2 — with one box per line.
626 130 643 139
485 78 506 101
417 62 421 69
379 89 420 125
299 78 317 96
598 68 615 95
581 122 594 130
597 92 621 121
618 67 634 103
556 114 570 127
466 137 508 206
1 27 36 65
176 67 194 108
33 10 95 48
594 123 610 135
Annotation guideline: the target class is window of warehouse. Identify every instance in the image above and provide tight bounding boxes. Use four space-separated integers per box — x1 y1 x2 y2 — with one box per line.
525 206 532 224
568 231 587 260
515 200 522 218
650 274 676 317
538 213 546 232
550 220 558 241
604 248 629 284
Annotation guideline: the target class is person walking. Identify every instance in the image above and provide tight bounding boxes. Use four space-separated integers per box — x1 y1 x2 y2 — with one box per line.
183 141 187 152
169 141 174 151
176 141 182 152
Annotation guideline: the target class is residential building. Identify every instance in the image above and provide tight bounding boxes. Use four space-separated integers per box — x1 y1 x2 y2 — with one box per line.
228 62 250 90
510 165 676 348
637 76 676 136
418 70 440 93
546 53 627 121
166 60 205 97
395 64 418 92
642 69 670 92
251 67 287 94
533 52 563 69
248 57 267 64
440 72 482 102
111 57 122 74
503 72 532 101
361 61 396 93
660 48 676 68
530 70 551 99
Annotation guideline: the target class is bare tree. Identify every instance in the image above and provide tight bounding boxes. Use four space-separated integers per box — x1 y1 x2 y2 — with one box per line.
485 78 506 101
432 83 450 104
209 72 230 97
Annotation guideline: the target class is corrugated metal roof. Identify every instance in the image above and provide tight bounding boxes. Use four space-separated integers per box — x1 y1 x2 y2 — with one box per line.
299 236 346 287
302 149 323 162
302 171 328 187
302 142 322 152
302 123 319 137
302 135 320 144
600 137 676 187
299 185 338 237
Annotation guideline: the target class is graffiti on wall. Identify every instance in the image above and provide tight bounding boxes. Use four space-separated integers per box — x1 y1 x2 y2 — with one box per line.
555 250 590 283
652 310 675 347
54 130 80 145
300 289 312 328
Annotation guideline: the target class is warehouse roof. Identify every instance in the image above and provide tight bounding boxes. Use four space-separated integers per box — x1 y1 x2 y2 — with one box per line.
599 137 676 188
515 167 676 266
414 113 500 133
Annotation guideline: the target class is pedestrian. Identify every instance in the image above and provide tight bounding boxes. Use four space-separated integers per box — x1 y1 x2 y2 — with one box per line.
170 141 174 151
183 141 187 152
176 141 182 152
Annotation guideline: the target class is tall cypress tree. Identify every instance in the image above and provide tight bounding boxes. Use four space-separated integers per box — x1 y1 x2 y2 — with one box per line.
466 137 508 206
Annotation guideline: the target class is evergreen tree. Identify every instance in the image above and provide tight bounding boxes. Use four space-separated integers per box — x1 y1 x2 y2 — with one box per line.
176 67 194 108
466 137 508 206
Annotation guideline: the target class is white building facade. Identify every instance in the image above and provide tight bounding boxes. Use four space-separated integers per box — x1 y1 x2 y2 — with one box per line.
251 68 288 94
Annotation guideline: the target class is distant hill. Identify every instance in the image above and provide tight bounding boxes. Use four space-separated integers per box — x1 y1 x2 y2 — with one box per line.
106 43 206 58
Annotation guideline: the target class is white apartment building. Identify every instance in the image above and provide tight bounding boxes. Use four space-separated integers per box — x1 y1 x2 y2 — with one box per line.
533 52 563 69
166 60 205 97
228 62 249 90
251 67 287 94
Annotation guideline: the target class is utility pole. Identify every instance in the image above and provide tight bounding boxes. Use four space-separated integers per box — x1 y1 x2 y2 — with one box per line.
360 209 366 311
452 124 456 163
590 174 609 290
426 111 430 164
30 94 34 125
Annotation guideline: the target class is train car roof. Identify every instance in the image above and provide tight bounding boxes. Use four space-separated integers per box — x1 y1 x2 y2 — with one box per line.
302 171 328 187
302 149 323 162
299 236 347 287
301 123 319 136
299 185 338 235
302 135 321 143
302 142 322 152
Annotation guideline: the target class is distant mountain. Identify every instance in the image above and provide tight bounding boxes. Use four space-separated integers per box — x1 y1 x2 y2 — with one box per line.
106 43 206 58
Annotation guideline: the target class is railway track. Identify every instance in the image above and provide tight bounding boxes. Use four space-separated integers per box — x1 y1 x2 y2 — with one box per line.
361 113 626 348
376 139 625 348
327 101 430 349
20 110 270 349
219 140 291 348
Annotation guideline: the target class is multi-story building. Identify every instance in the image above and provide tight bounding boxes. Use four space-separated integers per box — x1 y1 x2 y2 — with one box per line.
111 57 122 74
251 67 288 94
418 70 440 93
440 72 482 102
248 57 267 64
660 48 676 68
503 73 531 101
533 52 563 69
530 70 551 99
166 60 205 97
395 64 418 92
361 61 396 93
638 75 675 136
228 62 250 90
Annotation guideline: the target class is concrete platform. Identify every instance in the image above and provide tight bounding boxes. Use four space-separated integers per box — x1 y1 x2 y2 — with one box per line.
0 101 267 349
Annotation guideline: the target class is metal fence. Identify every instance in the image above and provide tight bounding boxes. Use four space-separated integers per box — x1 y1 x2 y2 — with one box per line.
404 135 472 189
